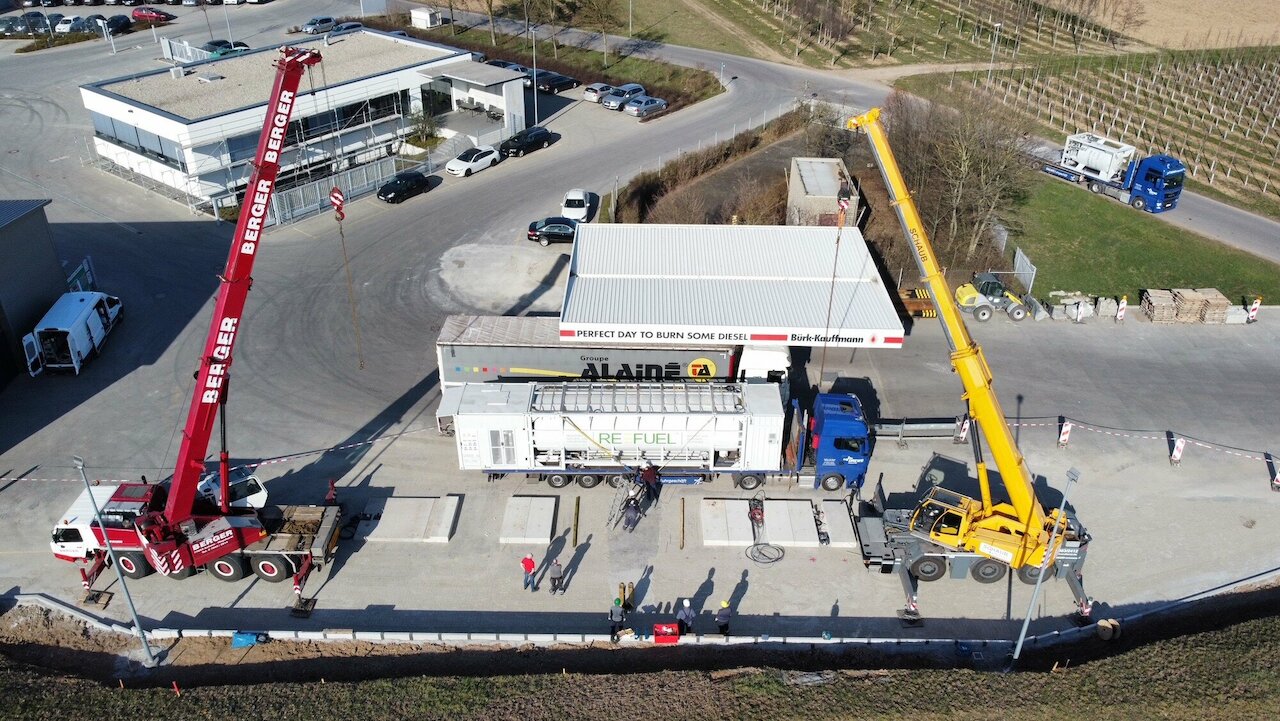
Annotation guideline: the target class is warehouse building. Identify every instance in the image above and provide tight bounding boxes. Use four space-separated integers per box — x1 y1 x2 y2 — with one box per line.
0 200 66 389
80 30 523 215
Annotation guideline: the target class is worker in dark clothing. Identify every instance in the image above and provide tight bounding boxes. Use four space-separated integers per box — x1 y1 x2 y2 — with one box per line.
609 598 627 642
622 495 642 532
640 462 660 502
676 598 697 636
715 600 732 637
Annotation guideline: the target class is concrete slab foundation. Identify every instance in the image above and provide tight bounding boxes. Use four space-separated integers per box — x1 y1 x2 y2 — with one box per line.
357 496 460 543
700 498 755 546
761 500 821 547
499 495 558 543
821 499 858 549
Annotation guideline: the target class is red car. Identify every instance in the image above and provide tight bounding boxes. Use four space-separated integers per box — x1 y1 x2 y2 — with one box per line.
131 6 174 22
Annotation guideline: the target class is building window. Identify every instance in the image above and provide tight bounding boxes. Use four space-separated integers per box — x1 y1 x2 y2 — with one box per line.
90 111 186 172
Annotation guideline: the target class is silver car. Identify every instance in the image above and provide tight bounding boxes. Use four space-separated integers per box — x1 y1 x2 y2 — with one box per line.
623 96 668 118
581 82 613 103
600 83 645 110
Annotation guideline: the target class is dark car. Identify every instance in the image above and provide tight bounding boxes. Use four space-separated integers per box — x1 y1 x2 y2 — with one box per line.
103 14 131 33
376 171 430 203
535 72 579 94
498 126 552 158
527 216 578 246
39 0 63 7
131 6 173 21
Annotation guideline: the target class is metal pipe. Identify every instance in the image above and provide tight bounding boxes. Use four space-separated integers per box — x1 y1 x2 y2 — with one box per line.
1012 467 1080 661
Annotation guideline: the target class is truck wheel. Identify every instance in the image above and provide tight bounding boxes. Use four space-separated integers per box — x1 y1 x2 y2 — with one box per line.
973 305 994 322
116 551 153 579
1130 196 1147 211
1087 181 1103 194
252 555 291 583
605 474 626 488
576 474 601 488
971 558 1008 584
820 474 845 492
1017 563 1055 585
738 474 763 490
911 557 946 582
545 473 572 488
1007 304 1028 321
207 556 249 582
162 566 195 580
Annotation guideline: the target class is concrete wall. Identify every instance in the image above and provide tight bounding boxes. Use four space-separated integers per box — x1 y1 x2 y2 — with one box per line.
0 207 66 388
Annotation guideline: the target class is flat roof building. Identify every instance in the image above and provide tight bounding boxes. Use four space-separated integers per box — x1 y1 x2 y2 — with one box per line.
80 30 523 217
787 157 859 226
0 200 65 388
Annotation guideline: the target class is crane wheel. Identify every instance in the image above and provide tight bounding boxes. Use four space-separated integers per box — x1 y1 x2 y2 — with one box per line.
970 559 1008 584
910 557 946 582
1017 563 1055 585
738 474 763 490
207 556 249 582
162 566 196 580
605 474 626 488
545 473 572 488
115 551 154 579
820 474 845 492
252 555 291 583
576 474 601 488
973 305 994 322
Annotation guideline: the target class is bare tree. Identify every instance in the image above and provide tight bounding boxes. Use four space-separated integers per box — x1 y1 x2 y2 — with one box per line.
648 190 709 224
578 0 623 66
484 0 498 46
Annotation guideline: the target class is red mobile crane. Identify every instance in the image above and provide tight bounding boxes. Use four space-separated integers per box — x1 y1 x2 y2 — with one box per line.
50 48 342 597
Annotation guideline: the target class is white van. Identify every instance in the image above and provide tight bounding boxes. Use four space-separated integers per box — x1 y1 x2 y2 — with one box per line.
23 291 123 376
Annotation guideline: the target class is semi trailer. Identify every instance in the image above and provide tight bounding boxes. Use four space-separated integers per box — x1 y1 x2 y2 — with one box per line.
436 315 790 387
436 381 871 491
1042 132 1185 213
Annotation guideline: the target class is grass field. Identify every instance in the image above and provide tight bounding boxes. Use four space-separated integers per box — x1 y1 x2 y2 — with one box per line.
1007 175 1280 302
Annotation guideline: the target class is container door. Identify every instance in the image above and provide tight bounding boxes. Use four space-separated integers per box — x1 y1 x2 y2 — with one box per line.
22 333 43 376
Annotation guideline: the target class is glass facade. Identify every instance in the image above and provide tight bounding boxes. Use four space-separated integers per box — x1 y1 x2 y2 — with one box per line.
90 111 186 171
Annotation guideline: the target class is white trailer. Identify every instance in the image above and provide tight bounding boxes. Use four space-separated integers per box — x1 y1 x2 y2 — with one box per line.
23 291 123 376
1060 132 1135 183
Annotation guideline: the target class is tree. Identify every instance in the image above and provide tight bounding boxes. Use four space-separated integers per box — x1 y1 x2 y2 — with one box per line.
485 0 498 46
578 0 623 66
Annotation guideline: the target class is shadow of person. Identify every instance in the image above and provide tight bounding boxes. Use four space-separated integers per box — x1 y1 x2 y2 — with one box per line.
537 528 570 586
729 569 749 609
561 533 592 591
633 565 654 611
691 568 715 614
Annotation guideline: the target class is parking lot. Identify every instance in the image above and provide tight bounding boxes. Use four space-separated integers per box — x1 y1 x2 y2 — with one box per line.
2 0 1280 645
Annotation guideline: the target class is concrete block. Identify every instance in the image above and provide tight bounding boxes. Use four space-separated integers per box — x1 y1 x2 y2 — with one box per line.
440 632 470 642
469 632 499 641
267 631 298 641
1226 307 1250 324
499 495 558 544
425 494 461 542
296 630 326 640
763 500 821 547
701 499 755 546
149 629 180 639
822 499 858 548
411 632 441 642
382 631 413 641
526 633 556 644
208 629 235 638
323 629 355 640
359 497 456 543
354 631 384 641
1095 297 1118 318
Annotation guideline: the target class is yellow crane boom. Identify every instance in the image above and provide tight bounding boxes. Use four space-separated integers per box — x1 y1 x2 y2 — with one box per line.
847 108 1074 570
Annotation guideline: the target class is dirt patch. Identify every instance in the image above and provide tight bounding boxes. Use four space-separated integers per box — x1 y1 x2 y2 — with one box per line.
1056 0 1280 48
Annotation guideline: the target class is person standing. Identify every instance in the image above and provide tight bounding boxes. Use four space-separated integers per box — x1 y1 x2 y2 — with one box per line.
521 553 536 591
608 598 627 642
548 559 565 595
715 600 732 637
640 462 660 502
676 598 696 636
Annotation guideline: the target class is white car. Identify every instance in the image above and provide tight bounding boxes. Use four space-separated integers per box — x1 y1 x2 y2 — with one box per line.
55 15 85 33
560 189 590 222
581 82 613 103
301 16 335 34
624 96 668 118
445 145 499 177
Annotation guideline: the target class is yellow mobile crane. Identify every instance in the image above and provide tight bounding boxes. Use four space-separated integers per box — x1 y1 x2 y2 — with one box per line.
845 109 1092 620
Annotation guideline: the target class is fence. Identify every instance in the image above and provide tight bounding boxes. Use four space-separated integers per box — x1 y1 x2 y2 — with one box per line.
161 37 214 65
1013 246 1037 296
267 158 398 226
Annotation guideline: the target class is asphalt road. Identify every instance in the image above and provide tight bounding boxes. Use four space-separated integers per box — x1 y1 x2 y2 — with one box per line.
1 1 1279 644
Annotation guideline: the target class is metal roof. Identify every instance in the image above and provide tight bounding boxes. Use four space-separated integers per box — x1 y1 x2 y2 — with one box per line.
560 224 904 349
530 382 748 414
0 199 51 231
429 63 524 87
794 158 842 197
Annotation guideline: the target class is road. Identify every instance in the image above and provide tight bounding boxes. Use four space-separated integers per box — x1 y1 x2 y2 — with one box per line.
1 1 1278 646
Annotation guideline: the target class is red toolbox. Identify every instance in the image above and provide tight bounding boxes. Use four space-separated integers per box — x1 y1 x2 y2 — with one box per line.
653 623 680 644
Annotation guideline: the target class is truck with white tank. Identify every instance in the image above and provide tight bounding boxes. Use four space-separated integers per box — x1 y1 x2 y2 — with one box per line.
1042 132 1185 213
436 381 871 491
22 291 123 376
437 315 790 387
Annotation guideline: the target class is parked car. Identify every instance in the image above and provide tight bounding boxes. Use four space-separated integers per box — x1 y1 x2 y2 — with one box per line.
85 14 105 27
624 96 668 118
498 126 552 157
21 1 41 8
536 73 579 94
560 189 590 222
0 18 16 35
31 12 64 30
163 0 182 5
600 83 645 110
54 14 86 32
376 171 430 203
39 0 62 7
84 0 105 5
103 14 131 33
131 6 174 21
527 216 578 246
333 21 362 32
300 16 335 34
181 0 202 6
445 145 499 177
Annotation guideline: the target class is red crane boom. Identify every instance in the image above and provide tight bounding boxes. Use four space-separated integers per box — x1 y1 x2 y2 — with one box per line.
136 47 322 577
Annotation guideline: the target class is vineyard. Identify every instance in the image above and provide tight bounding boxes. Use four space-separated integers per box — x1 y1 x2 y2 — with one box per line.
911 46 1280 211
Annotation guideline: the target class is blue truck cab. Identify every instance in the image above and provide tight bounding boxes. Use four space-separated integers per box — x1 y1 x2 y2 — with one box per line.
1123 154 1185 213
794 393 872 491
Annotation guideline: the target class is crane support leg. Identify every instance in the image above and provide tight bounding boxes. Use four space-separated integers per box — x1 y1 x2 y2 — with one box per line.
80 552 108 591
893 552 923 626
1065 570 1093 621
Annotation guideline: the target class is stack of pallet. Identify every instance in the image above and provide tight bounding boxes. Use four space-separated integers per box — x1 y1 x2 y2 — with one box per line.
1141 289 1177 324
1196 288 1231 324
1172 288 1207 323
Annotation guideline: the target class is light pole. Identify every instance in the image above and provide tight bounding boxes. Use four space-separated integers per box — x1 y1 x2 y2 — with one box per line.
987 22 1003 83
531 25 539 125
73 456 156 668
222 2 233 42
629 0 633 37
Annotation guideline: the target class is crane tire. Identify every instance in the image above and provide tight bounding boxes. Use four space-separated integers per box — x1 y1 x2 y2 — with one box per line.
252 555 291 583
738 474 763 491
162 566 196 580
911 557 947 582
974 305 994 322
576 474 601 488
820 473 845 491
971 558 1008 584
545 473 572 488
207 556 249 582
1017 563 1056 585
116 551 154 579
